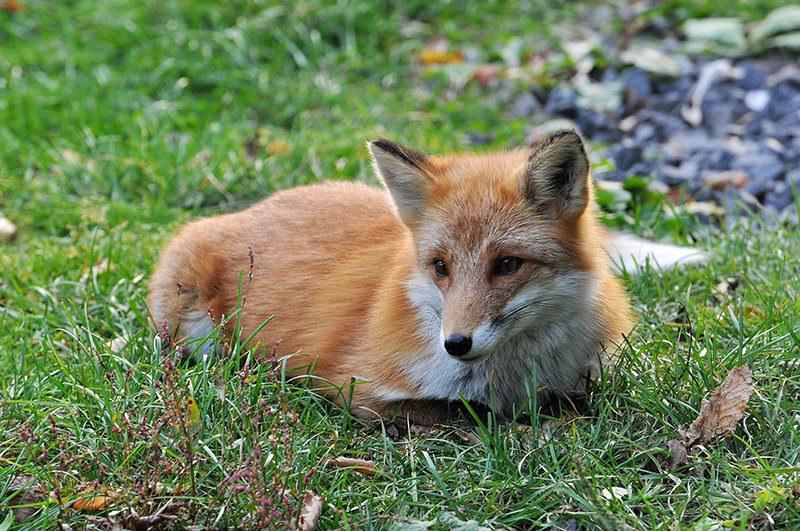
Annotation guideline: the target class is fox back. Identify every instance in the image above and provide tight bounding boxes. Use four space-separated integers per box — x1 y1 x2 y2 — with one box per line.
148 131 635 423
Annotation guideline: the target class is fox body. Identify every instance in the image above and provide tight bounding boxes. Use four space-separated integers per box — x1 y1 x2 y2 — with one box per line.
148 131 697 423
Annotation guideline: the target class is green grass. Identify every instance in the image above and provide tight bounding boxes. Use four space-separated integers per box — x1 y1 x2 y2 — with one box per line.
2 0 799 529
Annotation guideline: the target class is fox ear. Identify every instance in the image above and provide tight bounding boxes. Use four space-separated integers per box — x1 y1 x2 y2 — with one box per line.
523 130 590 219
368 139 432 224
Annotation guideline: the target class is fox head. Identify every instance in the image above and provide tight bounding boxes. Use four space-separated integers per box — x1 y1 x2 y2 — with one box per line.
369 130 603 365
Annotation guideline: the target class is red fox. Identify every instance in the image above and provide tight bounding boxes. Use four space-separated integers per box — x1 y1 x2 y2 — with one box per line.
148 130 703 424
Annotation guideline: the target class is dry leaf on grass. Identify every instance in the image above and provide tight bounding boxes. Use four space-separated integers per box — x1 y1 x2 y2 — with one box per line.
324 457 377 475
297 490 324 531
0 213 17 243
5 475 46 523
687 365 754 445
72 484 121 511
453 428 482 446
665 365 755 471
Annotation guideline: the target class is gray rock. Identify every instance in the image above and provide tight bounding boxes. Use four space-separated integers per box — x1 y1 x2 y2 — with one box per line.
660 161 698 187
546 88 578 119
614 144 643 171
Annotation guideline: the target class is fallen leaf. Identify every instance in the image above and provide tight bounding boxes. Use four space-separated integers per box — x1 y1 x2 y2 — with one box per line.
471 64 501 87
73 485 116 511
438 511 491 531
754 486 789 513
600 487 628 501
683 201 723 217
0 213 17 243
665 434 689 471
419 48 464 65
298 491 324 531
180 396 202 435
664 366 755 472
324 457 377 475
1 1 23 13
453 428 482 446
702 170 749 191
686 365 754 445
5 476 45 523
390 519 435 531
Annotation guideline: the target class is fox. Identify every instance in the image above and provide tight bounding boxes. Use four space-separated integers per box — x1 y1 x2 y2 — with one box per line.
148 130 703 425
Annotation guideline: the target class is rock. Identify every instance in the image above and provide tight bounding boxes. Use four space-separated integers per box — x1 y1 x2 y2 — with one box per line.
613 144 643 171
764 180 795 212
733 153 785 182
657 115 685 138
663 130 712 162
660 162 698 187
744 175 770 198
575 108 620 141
622 68 652 111
531 55 795 219
627 160 656 178
545 88 578 119
510 91 542 117
744 89 770 112
737 62 767 90
690 146 734 171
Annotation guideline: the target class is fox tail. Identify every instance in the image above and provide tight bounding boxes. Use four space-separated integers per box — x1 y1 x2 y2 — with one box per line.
604 232 707 274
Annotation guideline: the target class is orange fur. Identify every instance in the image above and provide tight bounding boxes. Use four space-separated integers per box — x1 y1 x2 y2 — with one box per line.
148 131 635 423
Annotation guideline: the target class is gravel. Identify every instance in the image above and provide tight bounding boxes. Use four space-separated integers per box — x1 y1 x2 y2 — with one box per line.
527 56 800 221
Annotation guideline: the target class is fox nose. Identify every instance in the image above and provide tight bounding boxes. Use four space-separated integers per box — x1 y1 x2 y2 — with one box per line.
444 335 472 357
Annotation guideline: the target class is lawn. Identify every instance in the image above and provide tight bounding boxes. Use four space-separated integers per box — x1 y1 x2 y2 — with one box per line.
1 0 798 529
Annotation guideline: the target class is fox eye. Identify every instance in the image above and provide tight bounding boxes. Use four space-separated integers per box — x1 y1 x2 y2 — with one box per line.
433 259 449 277
495 257 523 276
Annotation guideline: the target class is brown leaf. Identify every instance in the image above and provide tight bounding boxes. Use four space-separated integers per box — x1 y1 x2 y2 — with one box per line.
702 170 749 191
686 365 754 445
72 485 119 511
2 1 24 13
665 430 689 471
453 428 482 446
472 64 501 87
664 365 754 472
298 490 324 531
5 475 46 523
324 457 377 475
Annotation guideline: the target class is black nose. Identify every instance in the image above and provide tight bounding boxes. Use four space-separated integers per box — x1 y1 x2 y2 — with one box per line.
444 335 472 357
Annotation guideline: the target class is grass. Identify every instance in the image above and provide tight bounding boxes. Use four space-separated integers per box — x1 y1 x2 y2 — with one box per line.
1 0 799 529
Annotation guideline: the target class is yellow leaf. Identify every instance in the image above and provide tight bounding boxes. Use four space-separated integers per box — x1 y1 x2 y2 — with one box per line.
72 485 119 511
754 486 788 512
184 396 201 433
419 48 464 65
